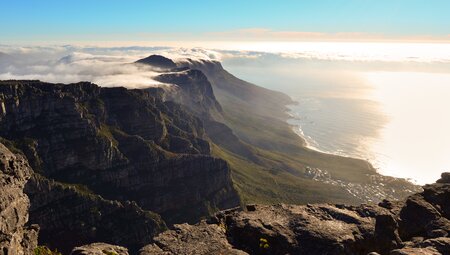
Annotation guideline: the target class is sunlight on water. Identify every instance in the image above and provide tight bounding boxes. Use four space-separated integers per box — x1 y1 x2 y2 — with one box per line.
365 72 450 184
222 46 450 184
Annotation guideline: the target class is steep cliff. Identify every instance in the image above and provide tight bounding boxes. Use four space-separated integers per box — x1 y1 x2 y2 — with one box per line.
0 80 240 251
140 173 450 255
25 174 166 254
0 142 38 255
154 68 223 120
176 58 294 120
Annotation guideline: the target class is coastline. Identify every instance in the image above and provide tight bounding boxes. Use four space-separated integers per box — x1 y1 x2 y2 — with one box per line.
286 102 422 186
287 105 355 158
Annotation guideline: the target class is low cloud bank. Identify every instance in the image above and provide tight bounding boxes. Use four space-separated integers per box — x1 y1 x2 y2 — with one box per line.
0 43 448 89
0 45 225 88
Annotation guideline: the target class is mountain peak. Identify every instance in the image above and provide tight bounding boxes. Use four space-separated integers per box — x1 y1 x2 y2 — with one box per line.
135 55 177 69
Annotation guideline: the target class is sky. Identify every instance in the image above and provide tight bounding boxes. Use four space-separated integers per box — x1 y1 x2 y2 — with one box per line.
0 0 449 184
1 0 450 45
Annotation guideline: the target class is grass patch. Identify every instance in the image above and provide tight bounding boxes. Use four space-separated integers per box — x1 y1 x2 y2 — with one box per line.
98 124 119 147
34 246 62 255
211 143 358 205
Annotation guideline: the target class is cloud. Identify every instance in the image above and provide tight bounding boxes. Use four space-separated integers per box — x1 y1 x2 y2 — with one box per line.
0 46 197 88
0 45 239 89
0 43 449 90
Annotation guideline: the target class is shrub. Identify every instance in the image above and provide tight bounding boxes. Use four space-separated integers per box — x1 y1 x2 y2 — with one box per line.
34 246 62 255
102 250 118 255
259 238 270 249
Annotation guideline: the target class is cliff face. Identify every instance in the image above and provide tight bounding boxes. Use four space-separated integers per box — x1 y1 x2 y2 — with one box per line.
140 173 450 255
0 80 240 250
155 68 223 120
176 58 294 120
25 174 166 254
0 143 38 255
137 56 261 168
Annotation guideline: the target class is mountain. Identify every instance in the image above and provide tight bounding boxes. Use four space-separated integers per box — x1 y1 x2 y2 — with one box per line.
135 55 177 69
137 55 420 206
0 55 421 253
154 68 223 120
0 80 239 253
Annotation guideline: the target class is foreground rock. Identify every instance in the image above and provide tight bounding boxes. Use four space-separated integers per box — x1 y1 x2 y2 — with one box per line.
71 242 129 255
138 173 450 255
140 222 248 255
0 143 38 254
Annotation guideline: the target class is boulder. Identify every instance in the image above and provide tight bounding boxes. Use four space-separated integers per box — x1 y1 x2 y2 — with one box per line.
139 222 247 255
436 172 450 183
71 243 128 255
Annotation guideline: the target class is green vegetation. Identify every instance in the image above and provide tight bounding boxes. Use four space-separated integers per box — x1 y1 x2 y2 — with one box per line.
259 238 270 249
203 65 415 206
221 101 374 183
98 124 119 147
212 143 357 205
34 246 62 255
102 250 118 255
0 137 22 154
0 137 36 154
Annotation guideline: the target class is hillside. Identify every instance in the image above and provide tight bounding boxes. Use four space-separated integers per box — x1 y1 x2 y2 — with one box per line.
142 56 420 205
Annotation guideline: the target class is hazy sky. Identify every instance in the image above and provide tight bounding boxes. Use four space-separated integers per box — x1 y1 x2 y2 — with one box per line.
1 0 450 44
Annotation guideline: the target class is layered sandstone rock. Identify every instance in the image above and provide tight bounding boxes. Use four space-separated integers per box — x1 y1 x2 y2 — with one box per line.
0 80 240 252
71 243 129 255
0 143 38 255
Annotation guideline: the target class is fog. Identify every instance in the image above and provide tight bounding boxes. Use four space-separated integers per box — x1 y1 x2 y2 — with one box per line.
0 45 223 88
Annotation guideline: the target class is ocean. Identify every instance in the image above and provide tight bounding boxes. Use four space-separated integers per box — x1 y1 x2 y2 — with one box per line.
222 43 450 184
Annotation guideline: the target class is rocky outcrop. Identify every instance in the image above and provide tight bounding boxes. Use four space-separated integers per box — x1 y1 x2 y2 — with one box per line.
212 204 401 255
390 237 450 254
0 143 38 255
138 173 450 255
71 243 129 255
139 222 248 255
0 80 240 251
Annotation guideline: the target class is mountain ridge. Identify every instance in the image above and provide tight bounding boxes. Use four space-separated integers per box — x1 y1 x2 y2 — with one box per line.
0 55 422 253
136 55 420 205
0 79 239 253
